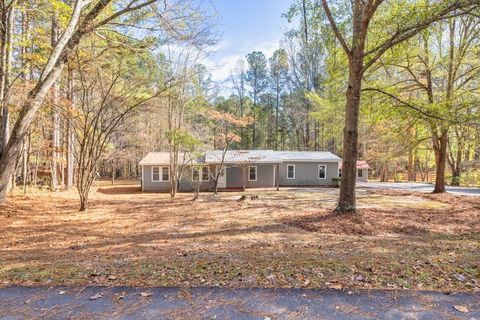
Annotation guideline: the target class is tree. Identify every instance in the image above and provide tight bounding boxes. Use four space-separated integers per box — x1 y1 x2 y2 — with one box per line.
269 49 289 150
0 0 213 202
163 49 212 198
246 51 268 149
0 0 15 156
320 0 480 212
71 49 170 211
365 14 480 190
207 109 252 195
230 59 248 147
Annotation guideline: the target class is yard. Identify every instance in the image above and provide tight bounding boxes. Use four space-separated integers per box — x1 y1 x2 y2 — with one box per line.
0 181 479 292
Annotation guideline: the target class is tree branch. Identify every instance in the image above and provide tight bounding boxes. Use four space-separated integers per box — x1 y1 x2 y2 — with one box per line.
362 87 449 122
320 0 351 56
362 1 480 72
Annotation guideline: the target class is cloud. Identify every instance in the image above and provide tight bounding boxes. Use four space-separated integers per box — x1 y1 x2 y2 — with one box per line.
203 38 282 82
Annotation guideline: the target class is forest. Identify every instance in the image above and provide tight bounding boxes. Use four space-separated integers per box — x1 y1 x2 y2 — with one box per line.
0 0 479 212
0 1 479 314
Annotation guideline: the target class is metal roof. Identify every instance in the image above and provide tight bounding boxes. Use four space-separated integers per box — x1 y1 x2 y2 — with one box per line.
140 150 342 165
205 150 282 164
461 160 480 169
139 152 202 165
276 151 342 162
339 160 370 169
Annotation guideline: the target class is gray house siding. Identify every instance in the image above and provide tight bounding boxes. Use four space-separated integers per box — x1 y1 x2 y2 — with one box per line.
142 165 171 192
178 166 215 191
356 168 368 182
141 152 342 191
278 162 338 186
142 165 215 192
226 164 276 188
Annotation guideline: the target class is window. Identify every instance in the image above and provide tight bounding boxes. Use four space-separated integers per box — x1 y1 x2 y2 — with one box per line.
192 166 209 182
152 167 160 181
202 166 210 181
152 166 169 182
248 166 257 181
162 167 170 181
318 165 327 179
192 167 200 181
357 169 363 178
287 164 295 179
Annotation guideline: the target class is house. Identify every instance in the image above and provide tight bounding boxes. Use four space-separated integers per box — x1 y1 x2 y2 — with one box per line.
338 160 370 182
139 150 342 192
461 160 480 169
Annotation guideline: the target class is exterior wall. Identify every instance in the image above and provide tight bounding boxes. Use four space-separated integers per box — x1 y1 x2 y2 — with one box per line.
178 165 215 192
356 168 368 182
142 162 341 191
278 162 339 186
226 164 276 188
142 165 215 192
142 165 171 192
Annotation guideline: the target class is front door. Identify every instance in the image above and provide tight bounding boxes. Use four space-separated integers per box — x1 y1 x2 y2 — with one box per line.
217 166 227 189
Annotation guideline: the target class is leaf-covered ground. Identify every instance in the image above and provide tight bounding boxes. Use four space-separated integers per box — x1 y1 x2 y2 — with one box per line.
0 181 478 292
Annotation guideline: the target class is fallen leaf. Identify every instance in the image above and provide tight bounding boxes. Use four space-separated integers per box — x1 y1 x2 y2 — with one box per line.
89 293 103 300
453 274 466 282
326 283 343 290
352 273 366 282
140 292 152 297
453 305 468 313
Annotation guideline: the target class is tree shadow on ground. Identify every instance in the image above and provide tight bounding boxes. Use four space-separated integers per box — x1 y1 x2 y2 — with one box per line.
97 186 142 194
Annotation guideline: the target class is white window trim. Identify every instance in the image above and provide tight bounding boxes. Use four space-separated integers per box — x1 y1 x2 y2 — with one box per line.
192 167 200 181
357 169 363 178
192 166 210 182
318 164 327 180
202 166 210 182
162 166 170 182
248 165 257 182
152 166 170 182
287 164 295 179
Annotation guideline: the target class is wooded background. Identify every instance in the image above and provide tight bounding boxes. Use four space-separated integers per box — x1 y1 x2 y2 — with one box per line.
0 0 479 210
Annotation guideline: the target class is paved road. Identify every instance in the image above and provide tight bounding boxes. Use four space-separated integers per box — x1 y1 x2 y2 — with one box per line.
358 181 480 196
0 286 478 319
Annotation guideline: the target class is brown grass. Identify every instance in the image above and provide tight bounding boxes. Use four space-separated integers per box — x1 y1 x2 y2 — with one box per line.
0 181 479 292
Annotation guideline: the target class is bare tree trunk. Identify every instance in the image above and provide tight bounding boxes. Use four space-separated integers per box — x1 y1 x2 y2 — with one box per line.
275 89 279 150
22 133 29 194
380 161 389 182
433 130 448 193
79 188 89 211
66 67 75 188
408 148 415 181
305 121 310 150
33 149 39 187
50 11 61 191
0 4 14 158
252 110 256 149
336 57 362 213
10 141 23 191
111 165 115 186
242 165 246 192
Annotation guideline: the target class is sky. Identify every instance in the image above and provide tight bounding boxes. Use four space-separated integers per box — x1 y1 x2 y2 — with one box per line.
204 0 294 82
